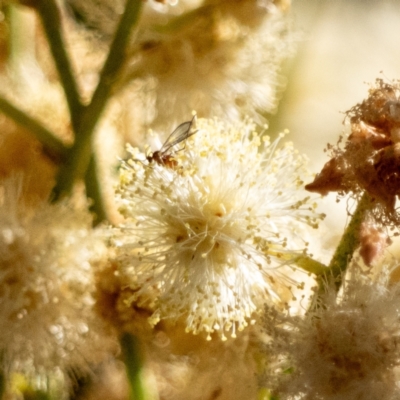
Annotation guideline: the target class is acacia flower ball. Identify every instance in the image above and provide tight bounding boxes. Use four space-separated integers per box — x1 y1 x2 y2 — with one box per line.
0 178 111 381
261 272 400 400
127 1 294 130
113 117 323 340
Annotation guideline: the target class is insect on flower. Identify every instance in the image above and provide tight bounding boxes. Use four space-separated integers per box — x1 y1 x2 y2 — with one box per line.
147 115 197 168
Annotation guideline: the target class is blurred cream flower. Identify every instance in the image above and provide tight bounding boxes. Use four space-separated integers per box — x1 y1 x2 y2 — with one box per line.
55 0 293 140
120 0 294 129
64 0 202 40
0 177 112 380
261 268 400 400
112 117 323 340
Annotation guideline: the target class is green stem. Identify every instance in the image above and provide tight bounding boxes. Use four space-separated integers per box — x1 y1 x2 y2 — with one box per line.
120 333 146 400
52 0 142 201
294 256 327 276
84 154 107 225
0 96 67 161
34 0 110 220
7 4 37 81
88 0 142 129
35 0 82 131
22 389 50 400
317 192 372 293
0 369 4 400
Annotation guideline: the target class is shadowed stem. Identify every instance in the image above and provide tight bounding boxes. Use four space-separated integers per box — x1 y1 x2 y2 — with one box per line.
31 0 108 221
315 192 372 297
0 96 67 162
35 0 83 131
120 333 147 400
294 256 327 276
0 369 3 400
84 154 108 226
51 0 142 202
33 0 142 223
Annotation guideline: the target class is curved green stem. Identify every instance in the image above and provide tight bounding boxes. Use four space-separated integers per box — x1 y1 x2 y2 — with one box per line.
84 154 107 225
52 0 142 201
294 255 327 276
120 333 146 400
317 192 372 294
35 0 83 131
0 96 67 161
7 4 36 80
0 370 4 400
306 192 373 312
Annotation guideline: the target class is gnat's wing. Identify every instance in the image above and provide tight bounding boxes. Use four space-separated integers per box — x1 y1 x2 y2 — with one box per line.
159 115 197 155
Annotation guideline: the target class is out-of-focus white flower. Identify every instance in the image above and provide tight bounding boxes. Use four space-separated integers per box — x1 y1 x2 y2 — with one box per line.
64 0 202 39
121 0 294 130
112 117 323 340
0 178 112 380
261 268 400 400
59 0 293 139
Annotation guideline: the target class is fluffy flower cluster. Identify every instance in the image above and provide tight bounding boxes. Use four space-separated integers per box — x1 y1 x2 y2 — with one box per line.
261 271 400 400
112 117 323 340
0 178 111 380
130 0 293 129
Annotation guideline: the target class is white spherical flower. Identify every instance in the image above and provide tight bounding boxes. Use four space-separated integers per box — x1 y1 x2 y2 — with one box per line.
114 117 323 340
261 270 400 400
124 1 294 129
0 178 112 379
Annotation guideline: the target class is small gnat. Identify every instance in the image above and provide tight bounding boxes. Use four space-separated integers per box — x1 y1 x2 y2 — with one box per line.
146 115 198 167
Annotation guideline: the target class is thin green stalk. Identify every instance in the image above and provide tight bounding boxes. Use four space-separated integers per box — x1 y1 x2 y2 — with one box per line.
34 0 109 220
84 154 108 225
0 370 4 400
87 0 142 130
22 389 50 400
120 333 146 400
52 0 142 201
35 0 82 130
317 192 372 294
0 96 67 161
293 255 327 276
7 4 36 81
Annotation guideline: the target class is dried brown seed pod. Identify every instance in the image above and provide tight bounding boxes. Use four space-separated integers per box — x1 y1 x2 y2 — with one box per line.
306 79 400 225
359 222 391 266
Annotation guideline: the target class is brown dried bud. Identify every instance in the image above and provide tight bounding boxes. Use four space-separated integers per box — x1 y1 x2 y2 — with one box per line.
306 79 400 224
305 158 347 196
347 79 399 132
374 143 400 198
359 222 391 266
348 121 391 150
